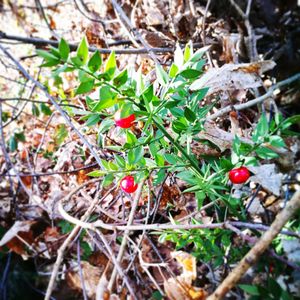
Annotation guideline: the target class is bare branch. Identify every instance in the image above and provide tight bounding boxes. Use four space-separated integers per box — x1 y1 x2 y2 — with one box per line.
207 189 300 300
206 72 300 121
0 44 104 169
0 31 175 54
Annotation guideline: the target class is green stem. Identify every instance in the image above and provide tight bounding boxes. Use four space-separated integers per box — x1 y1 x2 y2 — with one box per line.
92 164 189 176
152 116 202 175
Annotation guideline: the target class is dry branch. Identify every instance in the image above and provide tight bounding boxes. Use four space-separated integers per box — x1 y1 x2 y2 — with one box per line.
206 72 300 121
207 189 300 300
0 31 175 54
0 44 104 169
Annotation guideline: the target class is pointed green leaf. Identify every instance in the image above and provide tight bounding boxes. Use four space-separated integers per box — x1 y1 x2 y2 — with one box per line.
76 36 89 64
252 113 269 142
88 50 102 72
87 170 106 177
104 51 116 79
59 38 70 60
179 69 202 79
36 49 59 61
155 64 169 86
75 80 94 95
184 107 196 122
169 63 179 78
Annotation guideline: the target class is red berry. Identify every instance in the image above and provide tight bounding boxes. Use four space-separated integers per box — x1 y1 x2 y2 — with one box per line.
114 111 135 129
120 175 138 193
229 167 250 184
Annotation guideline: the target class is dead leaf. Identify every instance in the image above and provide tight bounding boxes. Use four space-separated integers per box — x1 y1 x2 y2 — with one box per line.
66 261 101 299
164 251 206 300
248 164 283 196
0 221 35 256
190 61 276 95
171 251 197 283
199 122 253 152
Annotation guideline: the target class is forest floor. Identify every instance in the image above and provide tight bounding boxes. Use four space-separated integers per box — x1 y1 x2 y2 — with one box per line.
0 0 300 299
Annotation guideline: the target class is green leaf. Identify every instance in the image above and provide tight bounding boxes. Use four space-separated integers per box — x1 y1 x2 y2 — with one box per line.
153 169 166 185
255 147 278 159
252 113 268 142
232 135 241 155
127 149 135 165
269 135 286 148
189 45 210 62
280 115 300 130
71 56 84 67
75 80 94 95
179 69 202 79
239 284 260 296
196 191 206 209
114 154 126 168
76 36 89 64
164 153 178 165
58 220 73 234
151 291 163 300
155 64 169 86
54 124 68 145
113 69 128 87
98 118 114 134
49 47 61 58
87 170 106 177
85 114 100 126
155 153 165 166
103 173 114 187
36 49 59 61
142 84 154 103
133 146 144 164
92 86 117 111
126 130 137 145
149 142 158 157
58 38 70 60
14 132 25 142
9 136 17 152
184 107 196 122
32 103 40 117
88 50 102 72
169 63 179 78
183 44 192 62
172 118 188 133
104 51 116 79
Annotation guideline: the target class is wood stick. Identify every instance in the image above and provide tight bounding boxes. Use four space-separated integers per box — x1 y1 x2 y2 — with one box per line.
207 189 300 300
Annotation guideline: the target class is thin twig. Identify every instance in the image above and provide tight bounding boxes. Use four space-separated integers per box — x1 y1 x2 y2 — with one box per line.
76 240 88 300
110 0 160 64
44 180 113 300
206 72 300 121
207 189 300 300
58 202 300 239
0 31 175 54
107 179 145 292
0 44 104 169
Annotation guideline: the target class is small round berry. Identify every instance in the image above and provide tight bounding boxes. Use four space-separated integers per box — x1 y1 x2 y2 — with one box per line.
120 175 138 193
114 110 135 129
229 167 250 184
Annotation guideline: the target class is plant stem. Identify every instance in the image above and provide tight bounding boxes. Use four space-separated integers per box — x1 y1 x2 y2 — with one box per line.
152 117 202 175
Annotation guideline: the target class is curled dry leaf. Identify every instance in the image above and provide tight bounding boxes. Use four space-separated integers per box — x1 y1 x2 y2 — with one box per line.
164 251 206 300
199 122 253 152
190 61 276 95
0 221 35 256
248 164 283 196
